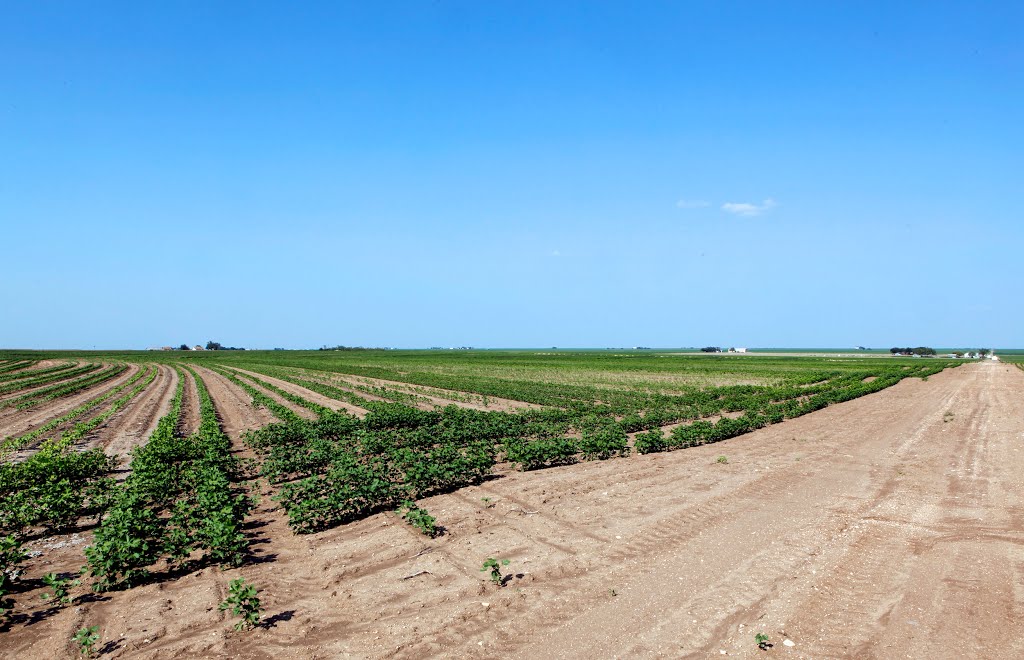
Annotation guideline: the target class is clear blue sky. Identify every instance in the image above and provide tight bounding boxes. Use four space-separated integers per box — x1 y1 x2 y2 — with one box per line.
3 2 1021 349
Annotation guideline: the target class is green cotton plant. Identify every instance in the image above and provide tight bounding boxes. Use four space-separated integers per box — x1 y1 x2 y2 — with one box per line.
397 501 439 537
219 578 263 631
41 572 80 606
481 557 510 586
73 625 100 657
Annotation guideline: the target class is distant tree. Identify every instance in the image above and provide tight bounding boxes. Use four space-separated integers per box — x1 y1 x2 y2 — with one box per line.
206 341 223 351
179 344 190 351
912 347 936 356
701 346 721 353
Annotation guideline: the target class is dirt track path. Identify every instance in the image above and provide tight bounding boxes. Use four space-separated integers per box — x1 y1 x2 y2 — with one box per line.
6 362 1024 659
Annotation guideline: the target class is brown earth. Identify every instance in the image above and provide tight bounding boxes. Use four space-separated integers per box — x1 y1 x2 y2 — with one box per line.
5 362 1024 659
220 369 319 421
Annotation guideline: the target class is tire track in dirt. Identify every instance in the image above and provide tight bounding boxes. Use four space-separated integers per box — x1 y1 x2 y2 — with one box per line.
87 365 179 465
0 364 141 440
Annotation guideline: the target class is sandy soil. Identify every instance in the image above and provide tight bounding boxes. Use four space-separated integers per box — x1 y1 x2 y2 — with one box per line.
5 362 1024 659
0 365 140 442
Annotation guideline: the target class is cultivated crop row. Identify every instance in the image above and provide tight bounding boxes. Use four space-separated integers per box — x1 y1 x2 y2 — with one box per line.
85 366 252 590
230 358 955 535
1 364 129 411
0 365 153 457
0 360 36 376
0 362 100 395
0 361 79 384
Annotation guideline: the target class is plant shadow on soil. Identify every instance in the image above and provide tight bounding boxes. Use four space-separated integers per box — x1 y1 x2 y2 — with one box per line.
260 609 296 629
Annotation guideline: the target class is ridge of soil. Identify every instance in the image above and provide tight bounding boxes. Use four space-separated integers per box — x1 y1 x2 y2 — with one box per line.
4 362 1024 659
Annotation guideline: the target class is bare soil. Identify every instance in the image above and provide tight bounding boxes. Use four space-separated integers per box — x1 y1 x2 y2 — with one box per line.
5 362 1024 659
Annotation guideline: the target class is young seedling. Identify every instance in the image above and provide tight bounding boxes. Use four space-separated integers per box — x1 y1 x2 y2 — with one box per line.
397 501 439 538
943 410 955 423
609 588 617 597
717 455 728 464
481 557 510 586
755 632 772 650
41 572 80 607
218 578 263 631
73 625 100 657
480 497 495 508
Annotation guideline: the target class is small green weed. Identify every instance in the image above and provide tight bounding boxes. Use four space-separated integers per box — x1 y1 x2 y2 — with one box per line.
41 572 80 607
73 625 100 657
716 456 728 464
397 501 440 537
219 578 262 631
755 632 772 650
481 557 510 586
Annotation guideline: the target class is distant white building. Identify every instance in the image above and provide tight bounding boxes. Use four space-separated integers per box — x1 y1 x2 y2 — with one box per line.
734 347 748 353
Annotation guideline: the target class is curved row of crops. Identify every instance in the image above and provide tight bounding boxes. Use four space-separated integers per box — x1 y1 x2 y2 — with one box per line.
0 361 79 384
0 360 37 376
1 364 129 411
229 359 955 535
0 365 153 457
0 362 100 396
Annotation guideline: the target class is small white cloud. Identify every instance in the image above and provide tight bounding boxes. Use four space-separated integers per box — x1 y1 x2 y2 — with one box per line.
676 199 711 209
549 249 561 257
721 198 777 217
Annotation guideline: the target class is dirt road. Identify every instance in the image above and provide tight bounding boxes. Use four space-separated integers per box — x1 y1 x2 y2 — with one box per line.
6 361 1023 659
